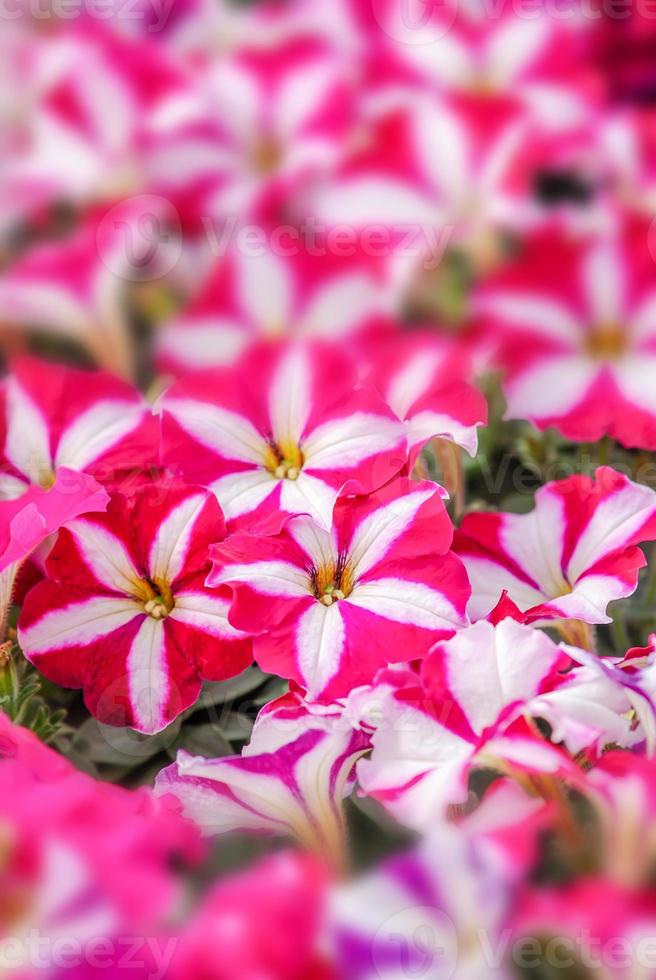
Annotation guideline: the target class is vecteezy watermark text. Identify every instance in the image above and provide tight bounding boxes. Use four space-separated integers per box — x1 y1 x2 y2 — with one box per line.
0 932 178 979
0 0 175 31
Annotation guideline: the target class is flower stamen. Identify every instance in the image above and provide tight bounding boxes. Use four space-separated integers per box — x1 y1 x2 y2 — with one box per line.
138 579 174 619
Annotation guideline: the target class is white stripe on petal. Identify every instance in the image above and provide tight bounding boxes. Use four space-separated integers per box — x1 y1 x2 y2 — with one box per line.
213 560 310 597
287 516 338 568
612 356 656 416
500 490 567 599
385 351 444 419
149 492 207 583
269 346 311 447
171 591 249 638
478 294 581 344
171 752 302 834
5 378 52 484
69 521 140 594
630 294 656 343
274 62 335 137
165 399 267 464
301 274 387 338
127 616 169 733
407 410 479 456
461 555 546 622
302 412 404 471
504 357 599 420
567 478 656 583
444 619 561 736
279 471 337 529
211 469 276 521
55 400 147 471
19 597 138 653
296 600 345 698
347 578 461 631
582 242 625 327
348 487 436 578
237 250 293 334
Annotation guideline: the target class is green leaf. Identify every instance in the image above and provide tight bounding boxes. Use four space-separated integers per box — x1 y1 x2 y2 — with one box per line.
70 716 182 767
167 722 233 759
189 666 267 713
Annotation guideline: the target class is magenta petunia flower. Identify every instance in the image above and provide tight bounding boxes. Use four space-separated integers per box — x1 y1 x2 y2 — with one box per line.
18 480 252 733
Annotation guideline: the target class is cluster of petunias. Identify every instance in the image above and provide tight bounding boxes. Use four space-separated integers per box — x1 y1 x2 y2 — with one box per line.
5 0 656 976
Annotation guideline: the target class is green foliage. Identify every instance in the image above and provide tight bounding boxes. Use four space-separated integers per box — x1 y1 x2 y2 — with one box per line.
0 642 70 744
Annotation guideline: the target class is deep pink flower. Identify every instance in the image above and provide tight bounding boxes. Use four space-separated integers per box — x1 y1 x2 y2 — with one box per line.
454 466 656 624
209 478 469 700
365 332 488 462
169 851 333 980
18 480 252 733
161 341 407 531
0 712 196 971
0 358 157 499
478 219 656 448
157 246 394 375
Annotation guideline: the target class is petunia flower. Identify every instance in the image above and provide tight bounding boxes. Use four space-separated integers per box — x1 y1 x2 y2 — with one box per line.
160 341 407 531
478 220 656 448
0 202 181 379
209 478 470 700
168 850 333 980
453 466 656 624
190 41 356 223
356 617 578 830
18 480 252 733
365 332 488 463
0 357 157 501
0 712 197 977
308 94 531 275
155 691 369 867
156 245 395 375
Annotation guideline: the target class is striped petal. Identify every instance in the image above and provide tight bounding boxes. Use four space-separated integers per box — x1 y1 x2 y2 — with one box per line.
149 492 209 583
163 399 267 464
295 601 346 699
347 578 462 632
19 596 138 655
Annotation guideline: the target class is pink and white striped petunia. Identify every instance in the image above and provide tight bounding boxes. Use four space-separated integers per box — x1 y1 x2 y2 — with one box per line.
356 617 582 830
154 691 369 866
209 479 470 700
365 332 488 463
18 480 252 733
356 619 566 828
0 357 157 500
454 466 656 624
356 611 656 831
478 220 656 448
192 40 356 222
0 201 182 380
156 245 395 374
160 341 407 531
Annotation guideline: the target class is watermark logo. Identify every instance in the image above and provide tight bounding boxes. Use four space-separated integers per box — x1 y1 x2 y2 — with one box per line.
371 0 459 45
96 195 182 283
372 906 458 978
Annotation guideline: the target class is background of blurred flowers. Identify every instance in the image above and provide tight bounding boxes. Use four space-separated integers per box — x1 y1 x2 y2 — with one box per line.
4 0 656 978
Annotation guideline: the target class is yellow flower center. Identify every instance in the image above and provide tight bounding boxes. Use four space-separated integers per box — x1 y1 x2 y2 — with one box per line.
583 324 629 361
310 555 354 606
133 579 175 619
263 440 304 482
252 138 283 174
